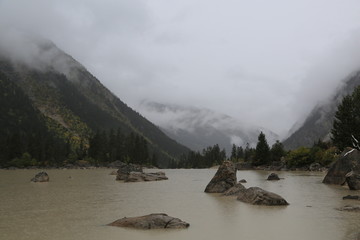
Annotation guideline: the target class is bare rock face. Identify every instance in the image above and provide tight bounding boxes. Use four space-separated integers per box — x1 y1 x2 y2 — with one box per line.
107 213 190 229
346 171 360 190
204 161 237 193
223 183 246 196
125 172 168 182
237 187 289 206
267 173 280 181
323 148 360 185
31 172 49 182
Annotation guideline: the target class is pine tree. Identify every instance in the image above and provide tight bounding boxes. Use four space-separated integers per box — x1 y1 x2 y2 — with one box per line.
230 144 237 161
270 140 285 162
254 132 270 166
331 86 360 150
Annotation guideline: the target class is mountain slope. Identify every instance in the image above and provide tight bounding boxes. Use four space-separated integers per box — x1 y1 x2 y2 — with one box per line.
283 71 360 150
139 101 279 154
0 38 189 166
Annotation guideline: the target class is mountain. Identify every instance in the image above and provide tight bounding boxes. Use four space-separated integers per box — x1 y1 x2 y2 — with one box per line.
138 101 279 154
0 37 189 167
283 71 360 150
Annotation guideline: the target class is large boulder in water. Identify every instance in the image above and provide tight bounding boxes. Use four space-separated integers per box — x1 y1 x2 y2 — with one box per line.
107 213 190 229
323 148 360 185
237 187 289 206
31 172 49 182
346 171 360 190
267 173 280 181
223 183 246 196
204 161 237 193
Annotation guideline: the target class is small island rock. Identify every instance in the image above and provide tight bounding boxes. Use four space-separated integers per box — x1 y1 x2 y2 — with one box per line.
125 171 168 182
239 179 247 183
108 213 190 229
116 163 143 181
237 187 289 206
204 161 237 193
267 173 280 181
343 195 360 200
31 172 49 182
337 205 360 212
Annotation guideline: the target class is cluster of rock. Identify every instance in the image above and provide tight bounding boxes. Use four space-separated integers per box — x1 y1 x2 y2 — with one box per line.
115 162 168 182
323 148 360 190
108 213 190 229
205 161 288 206
31 172 49 182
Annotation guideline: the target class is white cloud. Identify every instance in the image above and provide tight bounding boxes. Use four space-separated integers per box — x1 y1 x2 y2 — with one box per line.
1 0 360 137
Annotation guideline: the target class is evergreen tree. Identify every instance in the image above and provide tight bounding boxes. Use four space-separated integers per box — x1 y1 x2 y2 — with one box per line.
236 146 244 159
254 132 270 166
331 86 360 150
230 144 237 161
270 140 285 162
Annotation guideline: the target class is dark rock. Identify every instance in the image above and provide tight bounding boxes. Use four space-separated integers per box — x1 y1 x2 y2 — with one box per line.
239 179 247 183
323 148 360 185
237 187 289 205
343 195 360 200
108 160 126 168
267 173 280 181
109 170 118 175
346 171 360 190
223 183 246 196
309 162 322 171
31 172 49 182
337 205 360 212
107 213 190 229
116 163 143 181
204 161 237 193
125 172 168 182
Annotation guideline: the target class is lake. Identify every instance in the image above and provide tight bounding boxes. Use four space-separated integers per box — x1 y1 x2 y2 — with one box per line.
0 169 359 240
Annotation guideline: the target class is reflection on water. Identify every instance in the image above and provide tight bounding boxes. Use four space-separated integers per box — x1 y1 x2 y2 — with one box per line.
0 169 358 240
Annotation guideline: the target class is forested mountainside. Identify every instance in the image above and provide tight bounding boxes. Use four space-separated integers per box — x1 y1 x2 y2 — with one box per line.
283 71 360 150
0 39 189 167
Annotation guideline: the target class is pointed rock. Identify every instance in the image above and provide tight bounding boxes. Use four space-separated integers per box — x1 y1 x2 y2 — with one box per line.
204 161 237 193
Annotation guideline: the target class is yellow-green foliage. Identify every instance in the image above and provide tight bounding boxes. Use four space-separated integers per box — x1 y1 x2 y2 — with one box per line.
285 147 311 168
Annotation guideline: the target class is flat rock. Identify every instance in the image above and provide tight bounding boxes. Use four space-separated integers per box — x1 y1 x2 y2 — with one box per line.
125 172 168 182
205 161 237 193
267 173 280 181
31 172 49 182
323 148 360 185
223 183 246 196
343 195 360 200
107 213 190 229
116 163 143 181
237 187 289 206
337 205 360 212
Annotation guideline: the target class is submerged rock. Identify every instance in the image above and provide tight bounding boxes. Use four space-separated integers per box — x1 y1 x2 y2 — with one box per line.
237 187 289 206
125 171 168 182
204 161 237 193
107 213 190 229
346 171 360 190
31 172 49 182
323 148 360 185
239 179 247 183
337 205 360 212
223 183 246 196
267 173 280 181
343 195 360 200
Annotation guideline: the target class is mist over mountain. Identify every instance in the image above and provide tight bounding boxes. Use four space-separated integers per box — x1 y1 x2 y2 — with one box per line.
0 35 189 167
138 101 279 154
283 71 360 150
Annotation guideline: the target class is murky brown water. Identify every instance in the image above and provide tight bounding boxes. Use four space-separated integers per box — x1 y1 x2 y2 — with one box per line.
0 169 359 240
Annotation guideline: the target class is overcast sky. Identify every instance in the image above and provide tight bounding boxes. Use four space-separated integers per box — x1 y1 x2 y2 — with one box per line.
2 0 360 136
